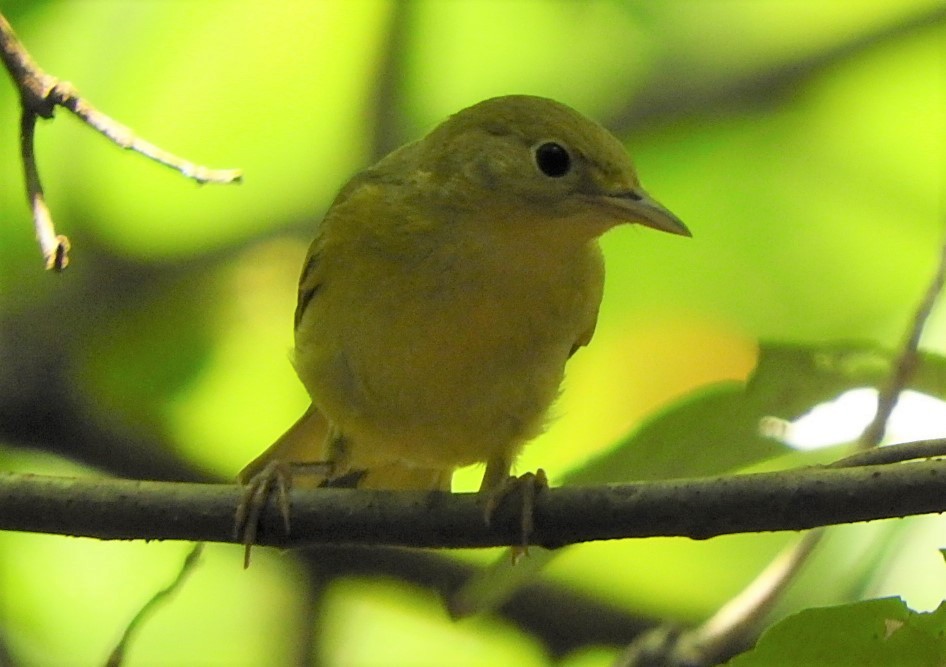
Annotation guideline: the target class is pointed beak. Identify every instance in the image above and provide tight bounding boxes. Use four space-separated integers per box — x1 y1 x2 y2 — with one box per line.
603 189 691 237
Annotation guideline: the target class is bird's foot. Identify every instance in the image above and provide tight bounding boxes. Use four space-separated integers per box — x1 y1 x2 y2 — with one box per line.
482 468 548 563
234 459 333 568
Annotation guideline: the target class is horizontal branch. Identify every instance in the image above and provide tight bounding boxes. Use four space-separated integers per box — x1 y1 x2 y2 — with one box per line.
2 455 946 551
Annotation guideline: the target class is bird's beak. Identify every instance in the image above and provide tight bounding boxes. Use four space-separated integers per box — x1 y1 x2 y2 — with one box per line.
604 189 691 237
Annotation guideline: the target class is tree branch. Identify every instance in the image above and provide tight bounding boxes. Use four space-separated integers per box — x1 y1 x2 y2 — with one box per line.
0 11 241 270
366 0 416 161
300 545 663 657
608 4 946 134
4 442 946 549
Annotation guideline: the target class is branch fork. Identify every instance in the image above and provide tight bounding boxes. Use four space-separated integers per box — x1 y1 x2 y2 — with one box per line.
0 11 241 270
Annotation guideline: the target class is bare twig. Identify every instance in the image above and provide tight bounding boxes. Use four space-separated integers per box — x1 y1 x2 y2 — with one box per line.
106 543 204 667
830 437 946 469
0 13 54 113
618 243 946 666
613 532 823 667
46 81 243 185
679 531 823 665
696 240 946 666
19 109 69 270
0 11 241 270
859 241 946 448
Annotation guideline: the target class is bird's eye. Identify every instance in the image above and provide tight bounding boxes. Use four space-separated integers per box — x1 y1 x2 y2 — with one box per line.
534 142 571 178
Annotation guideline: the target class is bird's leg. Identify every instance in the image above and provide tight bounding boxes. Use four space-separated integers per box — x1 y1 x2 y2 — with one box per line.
234 414 349 568
324 427 353 480
480 454 548 561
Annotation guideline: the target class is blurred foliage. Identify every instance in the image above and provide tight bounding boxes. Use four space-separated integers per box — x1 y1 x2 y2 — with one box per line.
728 597 946 666
0 1 944 665
452 342 946 620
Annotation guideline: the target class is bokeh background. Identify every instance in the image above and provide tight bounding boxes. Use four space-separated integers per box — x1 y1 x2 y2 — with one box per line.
1 1 944 665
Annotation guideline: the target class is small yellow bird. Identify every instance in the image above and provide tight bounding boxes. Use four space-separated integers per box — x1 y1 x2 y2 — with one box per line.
236 95 688 559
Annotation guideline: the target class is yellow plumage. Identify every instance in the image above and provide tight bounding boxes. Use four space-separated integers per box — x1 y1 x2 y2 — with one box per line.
240 95 688 504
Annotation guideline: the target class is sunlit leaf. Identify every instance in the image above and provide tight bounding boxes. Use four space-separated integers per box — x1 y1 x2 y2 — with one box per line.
727 597 946 666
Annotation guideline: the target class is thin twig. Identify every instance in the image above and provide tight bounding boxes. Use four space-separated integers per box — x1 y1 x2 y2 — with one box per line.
613 532 823 667
859 240 946 448
0 13 56 115
628 244 946 666
830 437 946 469
681 531 824 665
20 109 69 270
0 11 241 270
47 81 243 185
106 542 204 667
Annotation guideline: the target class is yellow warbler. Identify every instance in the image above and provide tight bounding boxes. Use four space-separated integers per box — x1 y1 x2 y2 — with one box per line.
237 95 688 554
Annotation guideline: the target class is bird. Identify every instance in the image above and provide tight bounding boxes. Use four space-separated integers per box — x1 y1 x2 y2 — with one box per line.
235 95 689 564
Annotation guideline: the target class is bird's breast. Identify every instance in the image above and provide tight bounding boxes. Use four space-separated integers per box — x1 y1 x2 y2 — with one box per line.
294 231 605 469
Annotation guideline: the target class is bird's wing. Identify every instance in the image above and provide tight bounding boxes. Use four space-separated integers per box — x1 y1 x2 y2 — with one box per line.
569 317 599 359
293 164 409 329
294 244 323 328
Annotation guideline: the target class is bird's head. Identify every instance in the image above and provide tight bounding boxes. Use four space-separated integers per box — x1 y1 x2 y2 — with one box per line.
416 95 690 240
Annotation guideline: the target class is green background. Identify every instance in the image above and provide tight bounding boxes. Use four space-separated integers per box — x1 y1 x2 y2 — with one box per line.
1 1 944 665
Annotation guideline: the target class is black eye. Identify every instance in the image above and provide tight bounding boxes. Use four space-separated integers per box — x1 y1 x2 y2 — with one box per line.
534 142 571 178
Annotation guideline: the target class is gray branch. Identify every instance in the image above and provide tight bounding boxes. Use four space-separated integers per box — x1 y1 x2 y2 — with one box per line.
2 452 946 551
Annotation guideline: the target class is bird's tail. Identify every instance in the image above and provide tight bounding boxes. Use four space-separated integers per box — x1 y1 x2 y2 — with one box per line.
239 404 453 491
237 404 328 486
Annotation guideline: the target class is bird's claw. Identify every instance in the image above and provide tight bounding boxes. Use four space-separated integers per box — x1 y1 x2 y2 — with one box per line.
482 468 548 563
234 459 340 567
234 459 293 569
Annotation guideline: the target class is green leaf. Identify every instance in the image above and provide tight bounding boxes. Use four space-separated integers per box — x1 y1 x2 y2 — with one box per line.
727 598 946 666
459 342 946 618
567 342 946 485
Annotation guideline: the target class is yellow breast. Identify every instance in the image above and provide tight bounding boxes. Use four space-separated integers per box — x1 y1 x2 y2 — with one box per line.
293 195 605 472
